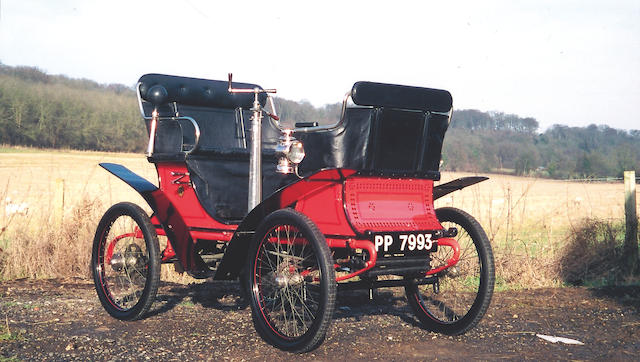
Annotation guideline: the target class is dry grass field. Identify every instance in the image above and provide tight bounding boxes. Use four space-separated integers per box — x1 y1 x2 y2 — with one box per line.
0 147 636 286
0 148 157 219
437 171 632 250
436 172 637 287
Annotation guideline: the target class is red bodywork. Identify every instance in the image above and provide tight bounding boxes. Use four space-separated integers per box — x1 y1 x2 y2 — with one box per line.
137 162 460 281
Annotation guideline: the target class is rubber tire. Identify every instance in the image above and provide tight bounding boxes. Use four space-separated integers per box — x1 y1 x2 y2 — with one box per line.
92 202 161 321
405 207 495 335
244 208 336 353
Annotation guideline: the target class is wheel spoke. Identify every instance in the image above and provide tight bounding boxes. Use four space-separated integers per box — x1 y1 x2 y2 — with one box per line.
406 208 494 335
99 215 149 310
247 209 336 352
92 203 160 320
254 224 322 339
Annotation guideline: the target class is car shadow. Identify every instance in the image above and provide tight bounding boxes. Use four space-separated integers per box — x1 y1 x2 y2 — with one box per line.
334 288 424 328
148 280 248 318
148 279 424 328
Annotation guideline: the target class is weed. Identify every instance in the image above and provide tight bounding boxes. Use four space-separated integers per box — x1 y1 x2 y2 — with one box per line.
0 357 21 362
0 331 16 342
0 196 100 279
557 218 634 285
0 316 21 342
492 274 510 292
180 300 195 308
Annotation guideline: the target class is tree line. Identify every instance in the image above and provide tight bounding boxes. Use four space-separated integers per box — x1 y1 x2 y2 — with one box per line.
0 64 144 152
444 114 640 178
1 63 638 179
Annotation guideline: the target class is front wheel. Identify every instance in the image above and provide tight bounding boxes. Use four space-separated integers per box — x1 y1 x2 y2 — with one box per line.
92 202 161 320
245 208 336 353
405 207 495 335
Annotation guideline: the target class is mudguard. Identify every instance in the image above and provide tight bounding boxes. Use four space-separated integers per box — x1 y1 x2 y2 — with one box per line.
99 163 197 271
100 163 158 195
433 176 488 200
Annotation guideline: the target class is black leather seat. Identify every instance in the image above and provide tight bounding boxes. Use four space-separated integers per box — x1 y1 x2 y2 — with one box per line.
296 107 448 180
138 74 286 222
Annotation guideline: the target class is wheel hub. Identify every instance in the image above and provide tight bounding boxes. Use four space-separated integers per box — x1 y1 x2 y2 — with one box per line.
109 253 125 272
444 266 460 278
110 244 144 272
274 272 304 288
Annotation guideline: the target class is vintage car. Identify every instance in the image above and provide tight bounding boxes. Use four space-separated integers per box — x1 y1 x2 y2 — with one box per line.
91 73 495 353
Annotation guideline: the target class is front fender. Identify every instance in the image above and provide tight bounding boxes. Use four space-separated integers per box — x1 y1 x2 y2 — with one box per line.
99 163 158 197
99 163 197 270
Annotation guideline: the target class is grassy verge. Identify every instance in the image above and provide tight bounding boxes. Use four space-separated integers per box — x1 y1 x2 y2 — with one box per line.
2 196 633 288
0 147 637 289
0 196 97 279
0 145 49 154
0 196 194 283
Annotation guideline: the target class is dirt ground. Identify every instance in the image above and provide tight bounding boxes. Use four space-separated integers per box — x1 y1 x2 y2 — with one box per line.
0 279 638 361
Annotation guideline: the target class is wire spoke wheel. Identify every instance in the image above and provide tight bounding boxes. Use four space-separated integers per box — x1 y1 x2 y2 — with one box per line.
405 207 494 335
92 202 160 320
246 209 336 353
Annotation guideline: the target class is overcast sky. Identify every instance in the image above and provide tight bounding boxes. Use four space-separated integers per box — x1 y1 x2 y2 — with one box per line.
1 0 639 131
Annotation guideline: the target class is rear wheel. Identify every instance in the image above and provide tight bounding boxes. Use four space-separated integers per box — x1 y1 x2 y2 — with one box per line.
405 207 494 335
245 208 336 353
92 202 160 320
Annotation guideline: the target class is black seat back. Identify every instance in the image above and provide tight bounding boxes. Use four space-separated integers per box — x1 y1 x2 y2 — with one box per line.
296 81 452 179
139 73 266 109
138 74 286 222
